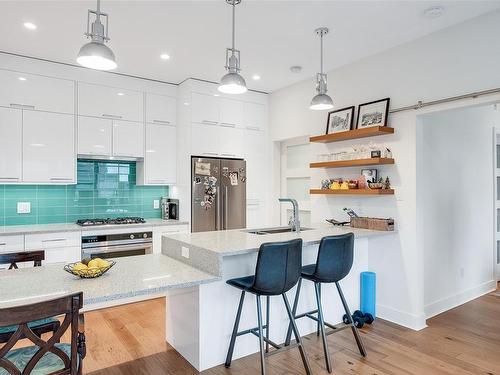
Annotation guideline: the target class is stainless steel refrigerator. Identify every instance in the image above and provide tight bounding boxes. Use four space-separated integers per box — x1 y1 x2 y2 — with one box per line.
191 157 246 232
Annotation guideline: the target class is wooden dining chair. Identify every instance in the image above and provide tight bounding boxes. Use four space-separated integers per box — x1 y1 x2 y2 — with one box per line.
0 251 61 344
0 292 86 375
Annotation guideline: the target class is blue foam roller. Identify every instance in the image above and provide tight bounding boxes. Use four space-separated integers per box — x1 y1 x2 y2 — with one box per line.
360 272 376 318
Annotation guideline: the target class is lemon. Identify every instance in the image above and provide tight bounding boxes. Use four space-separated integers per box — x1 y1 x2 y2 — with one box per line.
95 258 109 268
72 262 88 271
87 259 101 269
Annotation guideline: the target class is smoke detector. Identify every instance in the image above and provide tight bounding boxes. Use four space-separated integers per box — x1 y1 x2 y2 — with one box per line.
290 66 302 74
423 6 445 19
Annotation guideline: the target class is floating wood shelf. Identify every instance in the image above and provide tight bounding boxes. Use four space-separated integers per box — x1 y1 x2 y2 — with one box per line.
310 126 394 143
310 189 395 195
310 157 395 169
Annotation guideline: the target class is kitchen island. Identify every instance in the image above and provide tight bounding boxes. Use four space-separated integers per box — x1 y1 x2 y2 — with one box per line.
162 224 394 371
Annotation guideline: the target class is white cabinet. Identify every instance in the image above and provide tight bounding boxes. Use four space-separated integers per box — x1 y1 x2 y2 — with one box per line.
243 102 266 130
25 231 81 265
0 107 22 182
112 120 144 158
219 98 243 127
152 224 189 254
219 125 243 158
191 122 221 157
0 235 24 253
23 111 75 183
0 69 74 114
191 92 219 124
246 199 265 229
137 123 176 185
78 116 112 156
78 82 143 122
244 128 266 199
146 93 176 125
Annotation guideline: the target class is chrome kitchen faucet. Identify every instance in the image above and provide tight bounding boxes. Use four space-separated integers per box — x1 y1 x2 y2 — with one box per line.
279 198 301 233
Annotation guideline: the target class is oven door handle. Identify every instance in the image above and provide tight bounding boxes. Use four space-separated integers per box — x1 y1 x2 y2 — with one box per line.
82 243 152 255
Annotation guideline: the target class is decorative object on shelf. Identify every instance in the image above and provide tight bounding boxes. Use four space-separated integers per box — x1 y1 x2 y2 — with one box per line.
330 180 341 190
350 217 395 231
218 0 247 94
361 169 378 183
347 180 359 189
384 176 391 190
321 179 331 189
77 0 117 71
371 150 381 158
340 181 349 190
64 259 115 279
356 98 390 129
326 106 355 134
316 142 393 162
368 178 384 189
358 175 368 189
310 27 333 110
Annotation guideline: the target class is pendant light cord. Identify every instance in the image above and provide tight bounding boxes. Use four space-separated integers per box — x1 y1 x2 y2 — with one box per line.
231 0 236 53
96 0 101 20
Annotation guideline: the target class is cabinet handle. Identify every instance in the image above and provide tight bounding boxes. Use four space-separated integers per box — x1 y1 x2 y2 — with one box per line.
0 177 20 180
153 120 171 125
245 126 260 131
221 153 236 157
148 180 169 184
49 177 73 181
220 122 236 128
202 152 219 156
201 120 218 125
42 239 66 243
102 114 123 119
0 243 6 246
10 103 35 110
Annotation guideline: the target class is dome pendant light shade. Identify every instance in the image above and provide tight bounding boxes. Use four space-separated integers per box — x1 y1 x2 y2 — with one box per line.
310 27 333 110
77 0 117 71
218 0 247 94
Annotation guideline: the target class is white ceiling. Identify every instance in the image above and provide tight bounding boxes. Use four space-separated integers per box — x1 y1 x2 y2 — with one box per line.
1 0 499 92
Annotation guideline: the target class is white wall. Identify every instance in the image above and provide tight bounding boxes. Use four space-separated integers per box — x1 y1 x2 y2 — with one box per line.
269 10 500 329
419 104 498 318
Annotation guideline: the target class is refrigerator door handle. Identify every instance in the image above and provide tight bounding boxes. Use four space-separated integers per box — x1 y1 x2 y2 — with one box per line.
216 186 221 230
224 186 229 230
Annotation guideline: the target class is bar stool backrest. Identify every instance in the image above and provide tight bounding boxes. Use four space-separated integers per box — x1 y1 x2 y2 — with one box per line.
314 233 354 283
252 238 303 295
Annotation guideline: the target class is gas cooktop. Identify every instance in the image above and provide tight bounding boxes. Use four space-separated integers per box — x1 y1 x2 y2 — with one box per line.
76 217 146 227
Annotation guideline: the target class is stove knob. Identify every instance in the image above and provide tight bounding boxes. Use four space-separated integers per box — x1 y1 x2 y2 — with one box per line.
143 233 148 238
130 234 135 239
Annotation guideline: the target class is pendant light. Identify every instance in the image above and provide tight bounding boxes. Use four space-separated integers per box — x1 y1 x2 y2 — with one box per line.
77 0 117 71
310 27 333 110
218 0 247 94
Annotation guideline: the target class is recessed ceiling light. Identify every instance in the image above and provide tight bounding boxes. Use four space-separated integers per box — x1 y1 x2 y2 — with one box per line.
23 22 37 30
18 77 27 81
423 6 445 19
160 53 170 60
290 66 302 74
183 102 190 106
214 94 220 97
117 92 124 96
252 74 261 80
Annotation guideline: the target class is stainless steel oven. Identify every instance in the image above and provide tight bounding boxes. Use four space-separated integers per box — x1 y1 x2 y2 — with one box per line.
81 231 153 260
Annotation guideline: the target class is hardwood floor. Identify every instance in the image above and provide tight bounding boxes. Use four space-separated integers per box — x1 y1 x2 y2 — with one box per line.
82 290 500 375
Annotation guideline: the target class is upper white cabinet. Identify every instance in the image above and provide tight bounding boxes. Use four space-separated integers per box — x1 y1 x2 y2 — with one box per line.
112 120 144 158
0 69 74 114
191 92 219 124
78 116 113 156
219 98 243 127
23 111 75 183
243 102 266 130
191 122 243 159
244 128 267 199
137 123 176 185
146 93 176 125
78 82 143 122
0 107 22 182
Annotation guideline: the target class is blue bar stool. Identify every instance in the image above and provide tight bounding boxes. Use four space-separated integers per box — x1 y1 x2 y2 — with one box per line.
284 233 366 373
225 238 312 375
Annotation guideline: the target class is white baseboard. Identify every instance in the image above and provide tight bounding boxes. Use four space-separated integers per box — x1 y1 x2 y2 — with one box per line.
424 280 496 319
377 304 427 331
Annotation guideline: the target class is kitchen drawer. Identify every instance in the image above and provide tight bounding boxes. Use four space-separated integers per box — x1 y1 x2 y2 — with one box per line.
44 246 81 264
0 235 24 253
25 232 80 250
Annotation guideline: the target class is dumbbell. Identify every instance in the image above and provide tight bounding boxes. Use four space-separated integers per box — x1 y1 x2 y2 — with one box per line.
342 310 374 329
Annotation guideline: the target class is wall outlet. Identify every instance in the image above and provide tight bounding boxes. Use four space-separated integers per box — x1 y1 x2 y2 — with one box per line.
153 200 160 209
181 246 190 259
17 202 31 214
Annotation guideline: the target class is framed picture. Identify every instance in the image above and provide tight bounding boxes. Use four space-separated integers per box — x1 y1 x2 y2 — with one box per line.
356 98 390 129
361 169 378 183
326 106 355 134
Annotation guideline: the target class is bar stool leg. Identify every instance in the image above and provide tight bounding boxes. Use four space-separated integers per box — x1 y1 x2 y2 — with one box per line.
282 293 312 375
265 296 270 353
336 282 367 357
284 277 302 346
225 291 246 367
315 282 332 373
317 283 321 336
256 295 267 375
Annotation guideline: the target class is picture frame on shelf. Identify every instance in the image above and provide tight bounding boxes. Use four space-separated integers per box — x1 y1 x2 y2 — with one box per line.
356 98 390 129
326 106 355 134
361 168 378 183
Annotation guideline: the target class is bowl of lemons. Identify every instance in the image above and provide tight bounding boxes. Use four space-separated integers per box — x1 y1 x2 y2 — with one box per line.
64 258 115 278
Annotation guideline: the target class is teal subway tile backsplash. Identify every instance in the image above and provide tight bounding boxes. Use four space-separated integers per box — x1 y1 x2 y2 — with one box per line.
0 160 168 226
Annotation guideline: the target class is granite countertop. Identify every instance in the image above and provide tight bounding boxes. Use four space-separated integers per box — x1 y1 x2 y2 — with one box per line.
0 254 218 309
164 222 395 257
0 219 189 236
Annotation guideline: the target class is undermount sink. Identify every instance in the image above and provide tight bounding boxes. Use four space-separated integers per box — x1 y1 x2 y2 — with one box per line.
244 226 313 235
